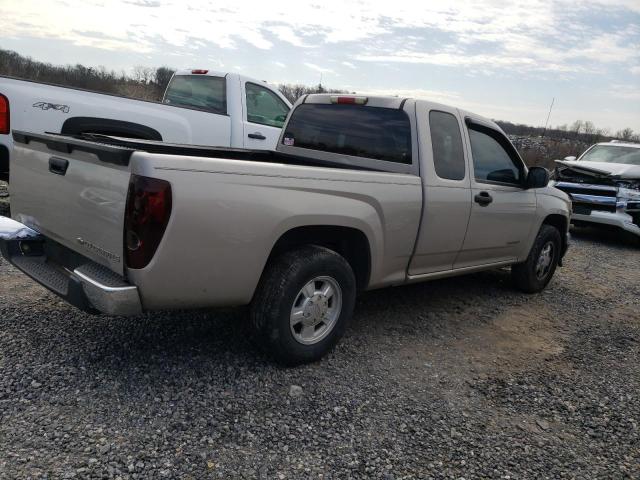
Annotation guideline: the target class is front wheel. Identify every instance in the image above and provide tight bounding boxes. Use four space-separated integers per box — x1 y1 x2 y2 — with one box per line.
249 245 356 365
511 224 561 293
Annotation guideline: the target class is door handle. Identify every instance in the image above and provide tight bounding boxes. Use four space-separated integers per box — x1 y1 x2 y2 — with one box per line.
49 156 69 176
248 132 266 140
474 191 493 206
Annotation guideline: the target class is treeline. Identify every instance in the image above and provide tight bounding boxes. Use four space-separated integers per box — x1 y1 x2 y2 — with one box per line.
496 120 639 145
0 48 637 144
0 48 345 103
0 48 174 100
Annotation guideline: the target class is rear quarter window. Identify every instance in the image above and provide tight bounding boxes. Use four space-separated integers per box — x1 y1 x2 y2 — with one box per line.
164 75 226 114
429 110 465 180
282 104 412 164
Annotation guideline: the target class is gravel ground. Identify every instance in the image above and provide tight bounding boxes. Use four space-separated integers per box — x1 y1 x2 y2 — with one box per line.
0 181 9 217
0 212 638 478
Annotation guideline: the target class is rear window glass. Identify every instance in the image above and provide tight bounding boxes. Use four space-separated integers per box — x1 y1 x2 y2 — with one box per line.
282 104 412 164
164 75 226 114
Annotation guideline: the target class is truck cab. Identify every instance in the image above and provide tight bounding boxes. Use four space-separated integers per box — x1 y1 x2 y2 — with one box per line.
162 70 291 149
277 94 571 277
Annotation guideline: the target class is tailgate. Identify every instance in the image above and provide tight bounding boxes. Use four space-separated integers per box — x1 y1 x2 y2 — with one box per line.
10 131 133 275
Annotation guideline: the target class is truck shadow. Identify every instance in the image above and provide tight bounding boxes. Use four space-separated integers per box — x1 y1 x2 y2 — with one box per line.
0 261 546 410
46 267 518 375
570 224 639 249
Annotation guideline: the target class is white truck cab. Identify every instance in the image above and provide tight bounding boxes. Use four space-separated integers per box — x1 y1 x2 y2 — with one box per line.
163 70 291 149
0 70 292 180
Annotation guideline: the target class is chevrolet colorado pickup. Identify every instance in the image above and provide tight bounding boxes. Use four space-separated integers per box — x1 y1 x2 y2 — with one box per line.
0 94 571 364
0 70 292 180
553 141 640 239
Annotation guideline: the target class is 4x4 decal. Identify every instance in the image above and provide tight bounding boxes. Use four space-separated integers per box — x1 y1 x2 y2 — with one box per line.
32 102 70 114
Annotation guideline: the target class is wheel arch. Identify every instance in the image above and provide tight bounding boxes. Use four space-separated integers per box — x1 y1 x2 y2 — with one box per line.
542 213 569 264
61 117 162 140
265 225 372 291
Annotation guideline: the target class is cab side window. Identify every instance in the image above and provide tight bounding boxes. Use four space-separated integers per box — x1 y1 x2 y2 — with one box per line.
246 83 290 128
429 110 465 180
468 124 524 186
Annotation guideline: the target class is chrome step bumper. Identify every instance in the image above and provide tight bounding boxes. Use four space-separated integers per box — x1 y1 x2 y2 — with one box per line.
0 216 142 315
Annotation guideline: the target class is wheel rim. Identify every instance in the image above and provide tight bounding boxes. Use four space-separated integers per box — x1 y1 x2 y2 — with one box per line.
290 276 342 345
535 241 555 280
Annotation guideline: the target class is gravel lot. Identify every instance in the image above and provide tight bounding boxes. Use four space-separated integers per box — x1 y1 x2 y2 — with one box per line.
0 181 8 217
0 188 638 478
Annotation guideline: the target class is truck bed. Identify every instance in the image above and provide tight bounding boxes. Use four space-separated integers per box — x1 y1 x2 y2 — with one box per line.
8 129 423 311
13 131 385 172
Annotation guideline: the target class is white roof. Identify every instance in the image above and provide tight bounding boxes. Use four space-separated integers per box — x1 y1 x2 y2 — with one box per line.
599 141 640 148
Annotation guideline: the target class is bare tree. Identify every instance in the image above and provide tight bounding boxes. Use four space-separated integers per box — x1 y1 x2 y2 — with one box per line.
154 67 175 91
615 128 635 141
132 65 154 84
570 120 584 137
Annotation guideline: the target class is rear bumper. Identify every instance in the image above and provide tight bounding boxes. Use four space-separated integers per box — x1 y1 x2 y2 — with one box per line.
0 216 142 315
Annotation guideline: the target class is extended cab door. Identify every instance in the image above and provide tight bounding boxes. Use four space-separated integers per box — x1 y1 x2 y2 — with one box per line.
241 81 290 150
454 118 536 268
408 103 472 275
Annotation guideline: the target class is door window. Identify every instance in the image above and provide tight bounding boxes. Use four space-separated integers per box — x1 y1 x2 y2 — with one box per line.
429 111 465 180
468 125 524 185
246 83 290 128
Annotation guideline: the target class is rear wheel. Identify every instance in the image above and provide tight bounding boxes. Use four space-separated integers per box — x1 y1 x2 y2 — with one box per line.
512 224 561 293
249 245 356 365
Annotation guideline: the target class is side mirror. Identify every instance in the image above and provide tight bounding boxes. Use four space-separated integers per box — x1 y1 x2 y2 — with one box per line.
564 156 576 161
526 166 550 189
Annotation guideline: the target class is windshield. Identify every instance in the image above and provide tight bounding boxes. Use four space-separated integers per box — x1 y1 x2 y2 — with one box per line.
580 145 640 165
163 75 226 114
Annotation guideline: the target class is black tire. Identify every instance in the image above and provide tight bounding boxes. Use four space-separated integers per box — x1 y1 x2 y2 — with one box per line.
511 224 561 293
249 245 356 365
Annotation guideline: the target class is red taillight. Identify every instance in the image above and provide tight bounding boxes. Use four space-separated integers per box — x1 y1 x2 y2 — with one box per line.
0 94 9 135
330 95 368 105
191 69 209 74
124 175 172 269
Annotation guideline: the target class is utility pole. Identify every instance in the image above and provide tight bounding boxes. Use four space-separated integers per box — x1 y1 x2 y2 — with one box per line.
542 97 555 138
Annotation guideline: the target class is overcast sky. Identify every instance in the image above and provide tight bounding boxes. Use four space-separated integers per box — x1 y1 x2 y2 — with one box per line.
1 0 639 131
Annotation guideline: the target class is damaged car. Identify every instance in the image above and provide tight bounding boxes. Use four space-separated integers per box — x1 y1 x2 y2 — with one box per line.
553 140 640 240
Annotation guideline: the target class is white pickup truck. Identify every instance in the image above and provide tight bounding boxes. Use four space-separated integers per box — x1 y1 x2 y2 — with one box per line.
0 70 292 180
553 141 640 239
0 94 571 364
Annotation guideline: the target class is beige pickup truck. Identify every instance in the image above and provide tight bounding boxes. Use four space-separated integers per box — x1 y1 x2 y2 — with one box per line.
0 94 571 364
